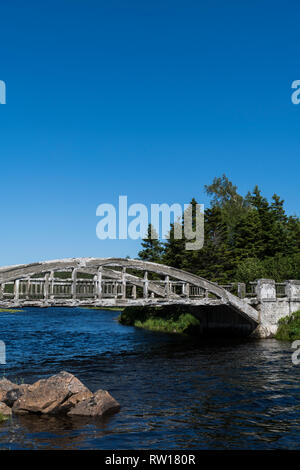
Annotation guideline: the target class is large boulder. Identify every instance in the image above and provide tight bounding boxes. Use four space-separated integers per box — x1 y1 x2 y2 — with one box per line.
0 401 12 417
58 389 93 414
68 389 120 417
0 378 17 402
13 371 91 415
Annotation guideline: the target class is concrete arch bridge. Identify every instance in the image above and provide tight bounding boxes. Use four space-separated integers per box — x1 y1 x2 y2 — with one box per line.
0 257 263 336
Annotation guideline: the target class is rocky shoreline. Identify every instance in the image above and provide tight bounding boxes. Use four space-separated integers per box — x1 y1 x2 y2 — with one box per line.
0 371 120 418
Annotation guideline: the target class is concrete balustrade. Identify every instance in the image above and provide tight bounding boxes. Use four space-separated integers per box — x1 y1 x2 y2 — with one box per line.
285 280 300 301
256 279 277 301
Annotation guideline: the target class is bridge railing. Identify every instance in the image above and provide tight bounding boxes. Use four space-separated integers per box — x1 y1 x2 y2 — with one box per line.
218 282 258 299
275 282 286 298
0 275 215 302
2 266 295 304
148 280 209 298
218 280 300 300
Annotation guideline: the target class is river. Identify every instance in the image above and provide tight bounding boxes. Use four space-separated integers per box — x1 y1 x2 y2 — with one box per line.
0 307 299 450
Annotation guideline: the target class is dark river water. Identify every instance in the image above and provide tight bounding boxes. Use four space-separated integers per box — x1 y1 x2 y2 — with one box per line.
0 307 299 450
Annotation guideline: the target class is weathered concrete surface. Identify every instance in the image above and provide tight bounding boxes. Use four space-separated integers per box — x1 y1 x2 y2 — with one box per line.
247 279 300 337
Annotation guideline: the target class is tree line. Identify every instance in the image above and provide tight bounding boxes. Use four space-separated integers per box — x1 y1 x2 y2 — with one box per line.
138 175 300 284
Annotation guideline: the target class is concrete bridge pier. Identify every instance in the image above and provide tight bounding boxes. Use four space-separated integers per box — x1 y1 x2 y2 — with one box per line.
253 279 300 337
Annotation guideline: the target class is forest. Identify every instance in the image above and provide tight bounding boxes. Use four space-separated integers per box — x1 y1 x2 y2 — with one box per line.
138 175 300 284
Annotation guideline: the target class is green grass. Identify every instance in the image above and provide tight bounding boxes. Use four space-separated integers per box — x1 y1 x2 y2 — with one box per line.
0 413 9 424
119 305 201 335
103 307 125 312
275 310 300 341
134 313 200 334
83 307 124 312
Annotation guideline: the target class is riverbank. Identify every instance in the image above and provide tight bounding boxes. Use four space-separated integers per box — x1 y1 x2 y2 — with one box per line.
275 310 300 341
0 309 20 313
118 305 201 335
0 413 8 423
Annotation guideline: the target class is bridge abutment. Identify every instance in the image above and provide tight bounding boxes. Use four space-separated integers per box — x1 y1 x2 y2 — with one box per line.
252 279 300 337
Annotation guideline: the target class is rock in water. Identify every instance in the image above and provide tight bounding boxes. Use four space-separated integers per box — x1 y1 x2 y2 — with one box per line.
0 401 12 417
0 378 18 402
68 389 120 417
10 371 120 418
58 389 94 414
13 371 91 415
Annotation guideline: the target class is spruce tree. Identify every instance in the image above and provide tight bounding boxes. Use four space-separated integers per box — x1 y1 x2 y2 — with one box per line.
162 221 186 269
195 206 234 282
246 186 280 257
137 176 300 284
205 174 248 238
232 208 265 261
138 224 163 263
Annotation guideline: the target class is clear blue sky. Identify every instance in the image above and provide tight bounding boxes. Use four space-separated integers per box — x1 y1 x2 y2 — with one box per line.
0 0 299 265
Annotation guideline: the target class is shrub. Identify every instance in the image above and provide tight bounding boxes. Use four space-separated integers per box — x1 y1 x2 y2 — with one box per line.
275 310 300 341
235 258 266 283
119 306 201 335
0 413 8 424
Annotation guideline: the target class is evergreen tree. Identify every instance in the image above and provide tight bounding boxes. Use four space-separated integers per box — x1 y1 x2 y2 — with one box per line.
195 206 234 282
163 199 202 272
162 221 186 269
286 216 300 255
205 174 248 239
246 186 283 257
137 176 300 285
271 194 287 224
232 208 264 260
